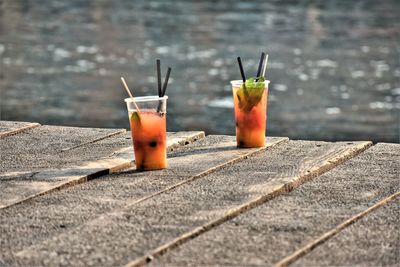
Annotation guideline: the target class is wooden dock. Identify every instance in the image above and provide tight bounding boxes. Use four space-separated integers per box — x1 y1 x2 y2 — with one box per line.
0 120 398 266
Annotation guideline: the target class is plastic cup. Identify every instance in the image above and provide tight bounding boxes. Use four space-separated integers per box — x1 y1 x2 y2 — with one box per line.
125 95 168 170
231 80 270 148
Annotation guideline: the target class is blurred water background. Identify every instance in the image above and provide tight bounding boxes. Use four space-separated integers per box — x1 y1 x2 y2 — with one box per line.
1 0 399 142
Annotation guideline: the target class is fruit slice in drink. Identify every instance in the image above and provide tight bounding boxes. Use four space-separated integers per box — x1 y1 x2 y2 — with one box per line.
129 110 167 170
231 78 269 148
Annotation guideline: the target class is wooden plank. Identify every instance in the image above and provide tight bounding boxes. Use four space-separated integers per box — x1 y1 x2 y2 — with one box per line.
292 197 400 267
0 125 129 173
153 143 398 267
0 131 205 209
0 136 288 266
11 140 370 266
0 121 40 138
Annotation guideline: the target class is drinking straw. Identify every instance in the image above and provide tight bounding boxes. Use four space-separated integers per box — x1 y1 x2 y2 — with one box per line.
157 65 171 112
156 59 162 97
262 54 269 78
161 67 171 97
237 57 246 83
120 77 141 113
256 52 266 78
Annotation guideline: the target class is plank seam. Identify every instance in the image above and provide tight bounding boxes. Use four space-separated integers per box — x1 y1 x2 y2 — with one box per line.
60 129 127 151
0 123 41 138
275 191 400 267
107 132 206 158
166 132 206 152
125 141 372 267
0 168 111 210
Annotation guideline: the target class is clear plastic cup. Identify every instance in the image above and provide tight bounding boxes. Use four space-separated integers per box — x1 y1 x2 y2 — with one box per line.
231 80 270 148
125 95 168 170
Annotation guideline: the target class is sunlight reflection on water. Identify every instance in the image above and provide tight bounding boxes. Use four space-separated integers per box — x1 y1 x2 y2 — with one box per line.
1 0 399 142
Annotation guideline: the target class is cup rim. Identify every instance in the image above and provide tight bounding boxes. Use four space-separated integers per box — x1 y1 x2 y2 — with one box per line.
124 95 168 103
230 80 270 86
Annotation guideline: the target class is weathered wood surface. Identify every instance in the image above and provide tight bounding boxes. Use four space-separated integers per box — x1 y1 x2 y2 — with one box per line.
0 135 287 265
0 121 398 267
154 143 399 267
292 194 399 267
0 124 204 209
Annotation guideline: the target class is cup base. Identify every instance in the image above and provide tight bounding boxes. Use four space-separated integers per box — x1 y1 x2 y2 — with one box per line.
236 143 266 148
135 161 167 171
135 167 167 171
236 134 266 148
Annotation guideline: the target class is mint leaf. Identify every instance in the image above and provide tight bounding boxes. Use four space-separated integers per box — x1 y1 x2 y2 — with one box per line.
236 77 266 112
130 111 141 123
244 76 265 90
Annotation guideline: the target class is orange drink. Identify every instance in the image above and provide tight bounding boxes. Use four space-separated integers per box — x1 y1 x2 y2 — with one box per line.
231 79 269 148
125 96 168 170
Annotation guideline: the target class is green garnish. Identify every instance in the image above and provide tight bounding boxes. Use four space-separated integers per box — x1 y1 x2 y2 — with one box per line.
130 111 141 123
236 76 266 112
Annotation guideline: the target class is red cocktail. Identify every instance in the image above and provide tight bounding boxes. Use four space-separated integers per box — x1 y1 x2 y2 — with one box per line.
231 79 269 148
125 96 168 170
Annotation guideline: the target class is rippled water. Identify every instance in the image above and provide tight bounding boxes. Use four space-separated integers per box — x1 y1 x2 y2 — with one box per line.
1 0 399 142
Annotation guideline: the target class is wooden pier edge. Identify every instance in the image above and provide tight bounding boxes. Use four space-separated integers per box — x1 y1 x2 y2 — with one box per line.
1 120 398 267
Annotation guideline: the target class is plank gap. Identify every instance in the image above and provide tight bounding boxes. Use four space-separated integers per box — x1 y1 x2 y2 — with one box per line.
275 191 400 267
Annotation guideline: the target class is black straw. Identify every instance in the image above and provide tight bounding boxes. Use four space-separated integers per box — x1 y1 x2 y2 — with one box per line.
256 52 265 78
161 67 171 97
237 57 246 83
156 59 162 97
